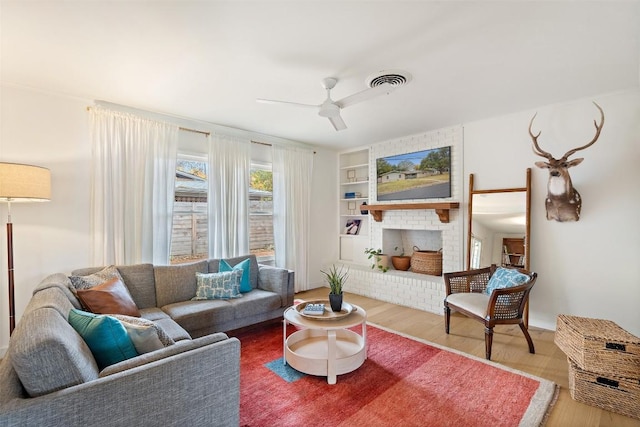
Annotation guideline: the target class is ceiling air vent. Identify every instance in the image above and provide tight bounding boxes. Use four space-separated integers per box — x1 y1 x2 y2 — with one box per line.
366 70 412 88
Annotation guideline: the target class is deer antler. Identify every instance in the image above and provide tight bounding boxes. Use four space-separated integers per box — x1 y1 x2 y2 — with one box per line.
561 102 605 160
528 113 554 160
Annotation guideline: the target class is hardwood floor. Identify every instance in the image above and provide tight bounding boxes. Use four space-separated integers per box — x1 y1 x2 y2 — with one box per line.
296 288 640 427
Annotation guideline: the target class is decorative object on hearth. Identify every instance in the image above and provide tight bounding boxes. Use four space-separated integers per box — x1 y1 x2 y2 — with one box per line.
410 246 442 276
0 162 51 334
391 246 411 271
529 101 604 222
359 201 368 215
364 248 388 273
320 264 349 312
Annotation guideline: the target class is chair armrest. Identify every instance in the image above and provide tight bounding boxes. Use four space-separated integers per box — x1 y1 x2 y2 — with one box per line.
443 266 493 295
258 264 294 307
0 336 241 427
486 278 536 320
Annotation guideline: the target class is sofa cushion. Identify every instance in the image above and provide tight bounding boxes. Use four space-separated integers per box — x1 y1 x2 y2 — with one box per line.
69 265 122 291
72 264 157 309
76 277 141 317
155 260 209 307
209 255 259 290
9 307 99 397
32 273 83 310
193 270 243 300
219 258 252 293
112 314 175 353
162 300 235 334
68 309 139 370
229 289 283 319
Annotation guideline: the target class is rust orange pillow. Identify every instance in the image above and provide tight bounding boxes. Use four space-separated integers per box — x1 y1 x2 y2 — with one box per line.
76 277 141 317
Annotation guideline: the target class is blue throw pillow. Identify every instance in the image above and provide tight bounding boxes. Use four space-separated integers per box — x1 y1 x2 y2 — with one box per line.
485 267 531 295
68 309 138 369
219 258 252 293
193 270 244 300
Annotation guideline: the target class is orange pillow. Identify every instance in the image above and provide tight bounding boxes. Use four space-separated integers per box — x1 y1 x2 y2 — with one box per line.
76 277 141 317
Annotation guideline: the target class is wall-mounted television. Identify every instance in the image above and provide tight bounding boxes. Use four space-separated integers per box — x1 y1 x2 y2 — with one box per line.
376 146 451 201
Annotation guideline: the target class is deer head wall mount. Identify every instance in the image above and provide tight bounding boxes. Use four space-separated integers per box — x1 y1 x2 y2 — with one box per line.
529 102 604 222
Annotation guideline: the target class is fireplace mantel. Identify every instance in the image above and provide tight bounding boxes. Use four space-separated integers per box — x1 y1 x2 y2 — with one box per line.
360 202 460 223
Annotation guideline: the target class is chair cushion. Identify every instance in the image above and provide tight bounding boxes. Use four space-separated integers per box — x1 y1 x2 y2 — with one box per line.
485 267 530 295
446 293 489 318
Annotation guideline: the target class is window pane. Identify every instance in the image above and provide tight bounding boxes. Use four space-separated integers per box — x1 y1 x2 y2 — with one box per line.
171 158 208 264
250 166 274 265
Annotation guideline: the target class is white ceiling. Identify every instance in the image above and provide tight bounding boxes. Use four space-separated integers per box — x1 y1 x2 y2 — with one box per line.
2 1 638 150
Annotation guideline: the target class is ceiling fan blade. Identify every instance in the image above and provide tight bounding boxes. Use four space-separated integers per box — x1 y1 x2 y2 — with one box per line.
328 114 347 131
335 83 397 109
256 98 318 109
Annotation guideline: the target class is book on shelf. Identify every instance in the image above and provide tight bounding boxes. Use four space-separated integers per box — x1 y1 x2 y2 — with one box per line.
344 219 362 235
302 303 325 315
344 192 362 199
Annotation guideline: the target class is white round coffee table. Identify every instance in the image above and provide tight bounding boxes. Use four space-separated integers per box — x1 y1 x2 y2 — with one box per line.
283 302 367 385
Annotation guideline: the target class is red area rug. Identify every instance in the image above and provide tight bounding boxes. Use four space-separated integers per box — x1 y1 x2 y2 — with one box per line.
235 323 557 427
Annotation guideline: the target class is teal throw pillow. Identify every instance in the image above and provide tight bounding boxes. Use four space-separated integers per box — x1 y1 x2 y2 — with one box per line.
193 270 243 300
68 309 138 369
219 258 252 293
485 267 531 295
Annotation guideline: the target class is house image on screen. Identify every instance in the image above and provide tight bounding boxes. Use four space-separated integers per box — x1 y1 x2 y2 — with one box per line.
378 168 438 183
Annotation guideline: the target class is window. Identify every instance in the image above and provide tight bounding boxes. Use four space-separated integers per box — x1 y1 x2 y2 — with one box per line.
250 163 275 265
170 156 208 264
470 235 482 269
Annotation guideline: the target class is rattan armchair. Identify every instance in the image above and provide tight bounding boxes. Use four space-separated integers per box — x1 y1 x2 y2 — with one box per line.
443 264 537 360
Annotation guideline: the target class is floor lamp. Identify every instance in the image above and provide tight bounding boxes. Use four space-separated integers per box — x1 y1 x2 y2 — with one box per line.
0 162 51 335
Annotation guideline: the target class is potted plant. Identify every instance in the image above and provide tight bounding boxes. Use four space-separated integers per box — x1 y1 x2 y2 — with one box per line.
391 246 411 271
320 264 349 312
364 248 389 273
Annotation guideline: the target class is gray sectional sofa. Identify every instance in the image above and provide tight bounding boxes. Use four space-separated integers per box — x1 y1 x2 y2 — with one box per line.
0 255 294 427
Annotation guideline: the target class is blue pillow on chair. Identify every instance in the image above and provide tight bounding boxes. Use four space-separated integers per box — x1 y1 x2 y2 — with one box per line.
219 258 252 293
485 267 530 295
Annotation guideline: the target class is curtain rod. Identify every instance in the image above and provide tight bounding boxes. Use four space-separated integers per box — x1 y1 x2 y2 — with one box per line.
87 106 315 153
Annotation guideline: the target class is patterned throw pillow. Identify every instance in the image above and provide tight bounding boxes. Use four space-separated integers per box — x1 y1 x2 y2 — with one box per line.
219 258 252 293
68 309 138 370
485 267 531 295
69 265 124 295
192 270 244 300
111 315 175 354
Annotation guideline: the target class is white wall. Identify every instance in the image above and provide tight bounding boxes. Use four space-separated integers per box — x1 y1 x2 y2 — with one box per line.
464 89 640 335
0 84 337 353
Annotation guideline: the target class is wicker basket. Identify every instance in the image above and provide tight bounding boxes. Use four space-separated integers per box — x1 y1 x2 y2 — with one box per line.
555 315 640 378
410 246 442 276
568 359 640 420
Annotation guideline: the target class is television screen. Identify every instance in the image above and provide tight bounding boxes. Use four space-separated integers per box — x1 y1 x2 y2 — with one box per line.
376 146 451 201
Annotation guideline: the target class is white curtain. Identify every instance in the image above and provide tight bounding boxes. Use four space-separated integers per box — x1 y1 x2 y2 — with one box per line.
208 134 251 258
272 145 314 292
89 107 178 265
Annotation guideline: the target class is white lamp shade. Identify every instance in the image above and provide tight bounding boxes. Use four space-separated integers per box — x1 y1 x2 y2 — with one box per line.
0 162 51 202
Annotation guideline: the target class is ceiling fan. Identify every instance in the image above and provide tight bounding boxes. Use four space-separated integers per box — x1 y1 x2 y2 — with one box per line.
257 73 409 131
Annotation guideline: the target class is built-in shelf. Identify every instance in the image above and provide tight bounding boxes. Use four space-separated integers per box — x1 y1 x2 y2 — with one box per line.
360 202 460 223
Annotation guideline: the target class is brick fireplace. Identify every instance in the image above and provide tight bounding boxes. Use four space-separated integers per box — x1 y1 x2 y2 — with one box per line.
339 125 464 315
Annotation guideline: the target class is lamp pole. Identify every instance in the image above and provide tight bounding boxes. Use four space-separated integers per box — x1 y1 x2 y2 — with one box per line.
7 200 14 334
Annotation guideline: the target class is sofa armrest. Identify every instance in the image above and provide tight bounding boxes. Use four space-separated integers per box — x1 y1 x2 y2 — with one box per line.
0 336 241 427
257 264 295 307
99 333 230 377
